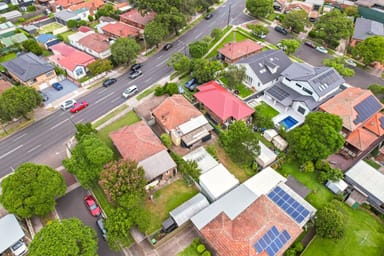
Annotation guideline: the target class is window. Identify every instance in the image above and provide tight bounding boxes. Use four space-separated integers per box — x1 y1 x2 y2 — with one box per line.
75 67 84 76
302 87 313 95
295 83 302 88
297 106 306 115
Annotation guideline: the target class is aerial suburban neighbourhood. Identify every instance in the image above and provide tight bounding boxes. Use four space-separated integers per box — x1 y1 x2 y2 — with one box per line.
0 0 383 255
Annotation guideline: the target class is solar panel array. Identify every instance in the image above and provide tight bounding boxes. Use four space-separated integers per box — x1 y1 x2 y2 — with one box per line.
354 95 382 124
254 226 291 256
268 187 310 224
266 85 289 101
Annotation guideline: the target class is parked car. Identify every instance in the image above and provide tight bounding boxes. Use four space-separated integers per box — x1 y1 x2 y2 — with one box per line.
130 63 143 71
274 26 288 35
345 59 357 67
205 13 213 20
38 91 49 102
102 78 117 87
70 101 89 113
276 43 287 51
252 32 266 39
163 43 173 51
316 46 328 54
128 70 142 79
60 99 77 111
122 85 138 98
96 218 107 240
83 194 101 217
304 41 316 48
52 82 63 91
185 78 198 91
10 239 28 256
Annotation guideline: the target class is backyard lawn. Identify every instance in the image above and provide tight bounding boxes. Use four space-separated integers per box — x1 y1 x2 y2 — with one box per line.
58 30 76 43
0 52 16 63
39 22 65 34
254 101 279 119
207 29 250 58
145 179 198 234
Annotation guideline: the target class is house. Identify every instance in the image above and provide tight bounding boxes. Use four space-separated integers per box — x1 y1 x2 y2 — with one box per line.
109 120 177 185
0 79 12 94
36 34 61 49
319 87 384 157
0 22 16 36
1 52 57 90
194 81 255 125
68 29 112 59
191 167 316 256
235 50 292 92
55 8 89 25
49 42 95 80
0 214 26 255
152 95 212 147
0 10 22 21
356 0 384 24
119 8 156 30
217 39 263 64
101 22 140 39
53 0 104 15
114 1 132 12
0 33 28 47
350 17 384 47
345 160 384 213
22 24 39 35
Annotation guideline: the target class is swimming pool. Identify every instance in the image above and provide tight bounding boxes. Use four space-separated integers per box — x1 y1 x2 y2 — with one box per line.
279 116 298 129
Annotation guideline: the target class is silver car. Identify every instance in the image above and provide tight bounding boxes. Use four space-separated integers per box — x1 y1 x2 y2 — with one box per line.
122 85 138 98
60 99 77 111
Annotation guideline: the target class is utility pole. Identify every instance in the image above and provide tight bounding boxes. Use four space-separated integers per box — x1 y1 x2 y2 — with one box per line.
227 4 231 26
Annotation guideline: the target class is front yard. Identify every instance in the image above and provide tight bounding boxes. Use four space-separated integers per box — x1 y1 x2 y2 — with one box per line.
207 29 250 59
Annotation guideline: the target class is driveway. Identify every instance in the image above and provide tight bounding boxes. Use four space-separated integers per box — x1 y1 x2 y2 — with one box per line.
41 79 79 104
56 187 124 256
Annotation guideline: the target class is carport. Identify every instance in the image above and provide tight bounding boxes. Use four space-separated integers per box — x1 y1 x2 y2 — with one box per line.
0 214 25 254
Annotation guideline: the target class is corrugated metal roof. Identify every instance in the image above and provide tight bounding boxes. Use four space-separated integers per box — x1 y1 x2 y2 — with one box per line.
0 214 25 253
138 150 176 181
183 146 219 173
243 166 286 196
170 193 210 226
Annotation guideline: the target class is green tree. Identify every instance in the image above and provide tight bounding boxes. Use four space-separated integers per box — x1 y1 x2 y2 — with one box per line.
301 161 315 173
87 59 113 76
279 39 301 55
221 65 246 90
247 24 269 38
210 28 222 39
111 37 141 65
63 134 113 188
160 133 172 148
220 121 260 165
167 52 192 74
344 6 359 17
67 20 78 29
105 208 133 250
189 40 209 58
95 3 115 19
246 0 273 18
0 86 42 121
192 58 223 83
22 39 43 55
368 83 384 102
0 163 66 218
27 5 36 11
316 207 345 239
75 122 97 141
282 9 309 33
29 218 98 256
352 36 384 65
144 21 168 47
323 57 355 77
183 160 201 181
287 112 344 164
154 8 186 35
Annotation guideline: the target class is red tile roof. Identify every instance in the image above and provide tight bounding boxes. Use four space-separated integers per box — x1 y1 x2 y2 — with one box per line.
78 33 110 53
364 112 384 136
346 127 378 151
120 8 156 27
218 39 263 61
286 2 312 13
67 0 104 13
101 22 139 38
49 42 95 71
0 79 12 94
78 26 92 33
152 95 202 131
109 120 166 162
194 81 255 122
200 195 302 256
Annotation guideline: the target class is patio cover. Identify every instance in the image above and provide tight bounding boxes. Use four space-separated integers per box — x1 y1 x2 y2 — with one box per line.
138 150 176 181
0 214 24 253
170 193 210 226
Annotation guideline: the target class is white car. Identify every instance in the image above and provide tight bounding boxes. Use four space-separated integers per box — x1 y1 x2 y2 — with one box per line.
277 43 287 51
315 46 328 54
60 99 77 111
122 85 138 99
10 239 28 256
345 59 357 67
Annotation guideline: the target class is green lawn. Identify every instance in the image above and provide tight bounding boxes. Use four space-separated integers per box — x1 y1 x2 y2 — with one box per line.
145 179 198 234
93 104 129 129
39 22 64 34
254 101 279 118
136 86 157 100
364 159 381 169
0 52 16 63
207 29 249 58
58 30 76 43
91 184 115 216
177 243 200 256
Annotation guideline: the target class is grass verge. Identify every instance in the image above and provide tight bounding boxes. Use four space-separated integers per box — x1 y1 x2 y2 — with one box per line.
364 159 381 169
93 104 129 129
92 184 115 217
136 86 157 100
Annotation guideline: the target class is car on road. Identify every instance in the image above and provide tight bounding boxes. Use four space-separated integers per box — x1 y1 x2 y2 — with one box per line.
102 78 117 87
96 218 107 240
128 70 142 79
163 43 173 51
10 239 28 256
130 63 143 71
315 46 328 54
205 13 213 20
38 91 49 102
345 59 357 67
304 41 316 48
83 194 101 217
60 99 77 111
70 101 89 113
122 85 138 98
274 26 288 35
52 82 63 91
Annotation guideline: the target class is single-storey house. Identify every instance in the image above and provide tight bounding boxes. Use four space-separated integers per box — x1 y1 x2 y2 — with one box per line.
0 22 16 36
256 141 277 168
101 22 140 39
53 0 104 15
217 39 263 64
0 10 22 21
21 24 38 35
109 120 177 185
183 146 219 174
194 80 255 125
0 32 28 47
350 17 384 47
0 214 26 255
356 0 384 24
69 30 112 59
0 2 8 12
36 34 60 49
1 52 57 90
55 9 89 25
120 8 156 30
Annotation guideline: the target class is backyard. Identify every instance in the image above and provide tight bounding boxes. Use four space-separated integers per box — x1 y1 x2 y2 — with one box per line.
39 22 65 34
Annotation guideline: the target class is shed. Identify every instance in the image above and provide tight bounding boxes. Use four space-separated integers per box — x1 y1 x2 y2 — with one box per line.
263 129 278 142
326 179 348 195
0 214 25 254
256 142 277 168
182 146 219 174
272 135 288 151
199 163 239 202
170 193 210 227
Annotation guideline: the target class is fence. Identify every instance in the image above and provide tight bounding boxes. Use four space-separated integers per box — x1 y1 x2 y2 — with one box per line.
80 72 107 87
52 26 68 35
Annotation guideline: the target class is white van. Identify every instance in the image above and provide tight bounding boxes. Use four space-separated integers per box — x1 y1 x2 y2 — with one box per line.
10 239 28 256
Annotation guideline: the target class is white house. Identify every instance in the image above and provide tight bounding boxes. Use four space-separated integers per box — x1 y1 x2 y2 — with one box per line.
69 30 112 59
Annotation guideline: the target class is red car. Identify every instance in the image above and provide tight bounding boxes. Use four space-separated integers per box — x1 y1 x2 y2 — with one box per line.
83 195 101 217
70 101 89 113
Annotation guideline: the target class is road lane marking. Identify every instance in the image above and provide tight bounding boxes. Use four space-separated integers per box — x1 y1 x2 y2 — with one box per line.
95 91 115 104
144 77 153 83
155 59 168 67
194 32 203 40
13 133 27 142
0 144 24 160
27 144 41 153
49 119 68 130
111 97 121 103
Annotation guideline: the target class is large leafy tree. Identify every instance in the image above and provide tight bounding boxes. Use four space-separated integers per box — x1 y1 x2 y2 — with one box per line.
155 8 186 35
144 21 168 48
0 86 42 121
220 121 260 165
191 58 223 83
87 59 113 76
189 40 209 58
248 24 269 38
22 39 43 55
0 163 66 218
323 57 355 77
287 112 344 164
316 206 345 239
111 37 141 65
29 218 98 256
279 39 301 55
74 122 97 141
167 52 192 73
95 3 117 19
352 36 384 65
63 134 113 188
246 0 273 18
221 65 246 90
282 9 309 33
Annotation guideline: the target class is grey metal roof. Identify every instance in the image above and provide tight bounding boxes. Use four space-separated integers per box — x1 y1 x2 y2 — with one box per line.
170 193 210 226
281 63 345 97
55 10 77 21
183 146 219 173
0 214 25 254
138 150 176 181
237 49 292 85
353 95 382 124
2 52 54 82
353 17 384 40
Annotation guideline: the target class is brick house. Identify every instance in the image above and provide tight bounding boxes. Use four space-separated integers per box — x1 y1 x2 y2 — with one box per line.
119 8 156 30
217 39 263 64
101 22 140 39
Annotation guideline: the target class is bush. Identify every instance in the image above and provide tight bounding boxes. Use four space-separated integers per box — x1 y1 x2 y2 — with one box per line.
154 83 179 96
196 244 206 253
205 145 218 160
202 251 211 256
160 133 172 149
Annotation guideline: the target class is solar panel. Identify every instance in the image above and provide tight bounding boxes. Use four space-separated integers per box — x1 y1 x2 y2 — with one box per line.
354 95 382 124
266 247 274 256
253 226 292 256
255 243 263 253
266 86 289 101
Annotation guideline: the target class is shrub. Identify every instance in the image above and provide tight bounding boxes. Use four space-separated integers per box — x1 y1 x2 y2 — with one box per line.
160 133 172 149
196 244 206 253
205 145 218 160
202 251 211 256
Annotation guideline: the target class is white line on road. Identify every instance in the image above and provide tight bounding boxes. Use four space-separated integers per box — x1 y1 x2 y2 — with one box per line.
94 91 115 104
0 144 24 160
97 89 106 95
157 54 164 59
13 133 27 142
155 59 168 67
27 144 41 153
144 77 153 83
194 32 203 40
49 119 68 130
76 119 84 124
111 97 121 103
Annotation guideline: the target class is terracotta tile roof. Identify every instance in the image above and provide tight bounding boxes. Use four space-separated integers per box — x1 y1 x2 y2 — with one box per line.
364 112 384 136
49 42 95 71
120 8 156 27
200 195 302 256
195 81 255 122
101 22 139 38
286 2 312 13
109 120 166 162
152 95 202 131
346 127 378 151
320 87 383 131
67 0 104 13
0 79 12 94
218 39 263 61
78 33 110 53
54 0 83 8
78 26 92 33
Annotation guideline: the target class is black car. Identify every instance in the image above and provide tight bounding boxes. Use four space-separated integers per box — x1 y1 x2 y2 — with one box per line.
274 26 288 35
304 41 316 48
129 70 142 79
163 43 173 51
205 13 213 20
96 218 107 240
130 63 143 71
102 78 117 87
